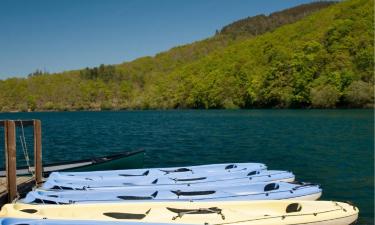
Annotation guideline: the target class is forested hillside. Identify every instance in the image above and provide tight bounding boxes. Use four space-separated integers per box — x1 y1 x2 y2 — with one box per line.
0 0 373 111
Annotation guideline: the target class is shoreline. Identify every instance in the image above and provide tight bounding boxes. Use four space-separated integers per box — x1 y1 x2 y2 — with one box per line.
0 107 374 113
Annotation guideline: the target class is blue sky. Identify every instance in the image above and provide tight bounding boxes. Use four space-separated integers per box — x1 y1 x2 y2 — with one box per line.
0 0 313 79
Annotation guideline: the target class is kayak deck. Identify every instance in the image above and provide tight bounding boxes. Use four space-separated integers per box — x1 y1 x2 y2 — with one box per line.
21 182 322 204
0 201 358 225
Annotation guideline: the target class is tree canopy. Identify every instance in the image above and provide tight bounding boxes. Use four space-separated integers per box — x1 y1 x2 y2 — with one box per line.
0 0 373 111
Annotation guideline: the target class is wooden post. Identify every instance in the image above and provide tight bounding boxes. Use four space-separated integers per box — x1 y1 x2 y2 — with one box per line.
4 120 17 202
33 120 42 186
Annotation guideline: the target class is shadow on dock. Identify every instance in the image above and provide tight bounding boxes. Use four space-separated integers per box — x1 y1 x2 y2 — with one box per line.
0 177 35 207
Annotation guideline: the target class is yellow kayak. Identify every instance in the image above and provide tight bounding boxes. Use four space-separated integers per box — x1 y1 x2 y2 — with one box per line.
0 200 358 225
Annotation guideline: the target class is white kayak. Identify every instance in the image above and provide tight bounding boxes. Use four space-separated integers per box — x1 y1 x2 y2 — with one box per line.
42 170 294 190
0 200 359 225
46 162 267 181
22 182 321 204
0 218 172 225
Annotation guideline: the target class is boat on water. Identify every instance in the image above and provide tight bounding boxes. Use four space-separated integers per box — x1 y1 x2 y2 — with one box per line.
42 170 294 190
0 200 358 225
0 218 170 225
0 150 145 177
0 218 172 225
21 182 321 204
46 162 267 180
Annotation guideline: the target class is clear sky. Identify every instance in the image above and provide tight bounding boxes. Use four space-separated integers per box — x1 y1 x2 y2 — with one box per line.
0 0 313 79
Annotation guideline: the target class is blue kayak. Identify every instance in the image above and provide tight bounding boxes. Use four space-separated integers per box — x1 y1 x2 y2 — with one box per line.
0 218 175 225
22 182 321 204
42 170 294 190
46 162 267 181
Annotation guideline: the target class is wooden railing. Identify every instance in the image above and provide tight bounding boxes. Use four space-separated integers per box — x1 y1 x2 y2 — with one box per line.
1 120 42 202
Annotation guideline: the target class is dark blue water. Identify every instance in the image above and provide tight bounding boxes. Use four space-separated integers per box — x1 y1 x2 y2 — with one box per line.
0 110 373 224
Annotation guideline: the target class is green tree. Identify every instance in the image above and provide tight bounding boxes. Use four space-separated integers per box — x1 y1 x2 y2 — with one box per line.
344 80 374 107
310 84 340 108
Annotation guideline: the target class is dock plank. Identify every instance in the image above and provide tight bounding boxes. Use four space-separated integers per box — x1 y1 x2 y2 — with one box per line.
0 176 35 206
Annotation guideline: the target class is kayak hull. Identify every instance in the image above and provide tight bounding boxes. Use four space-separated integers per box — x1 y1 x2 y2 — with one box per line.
0 215 358 225
0 218 171 225
0 150 145 177
64 150 145 172
286 191 322 200
0 201 359 225
42 170 293 190
22 182 321 204
47 162 267 181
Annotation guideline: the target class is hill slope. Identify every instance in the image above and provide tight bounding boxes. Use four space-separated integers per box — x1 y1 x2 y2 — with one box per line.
0 0 373 111
148 0 374 109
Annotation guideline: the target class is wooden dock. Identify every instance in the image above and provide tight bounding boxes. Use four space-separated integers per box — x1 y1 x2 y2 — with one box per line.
0 119 42 206
0 176 35 205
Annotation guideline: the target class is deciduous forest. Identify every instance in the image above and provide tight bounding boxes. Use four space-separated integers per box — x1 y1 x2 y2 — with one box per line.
0 0 373 111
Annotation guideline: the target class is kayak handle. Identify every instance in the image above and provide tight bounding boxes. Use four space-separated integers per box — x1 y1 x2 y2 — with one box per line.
171 190 216 197
103 209 151 220
119 170 149 177
171 177 207 182
167 207 225 220
117 191 158 200
160 168 193 174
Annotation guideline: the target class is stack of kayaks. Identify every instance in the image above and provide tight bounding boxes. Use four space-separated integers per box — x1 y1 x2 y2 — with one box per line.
0 162 359 225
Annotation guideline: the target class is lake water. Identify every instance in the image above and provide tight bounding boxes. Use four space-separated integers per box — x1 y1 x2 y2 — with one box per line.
0 110 373 224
